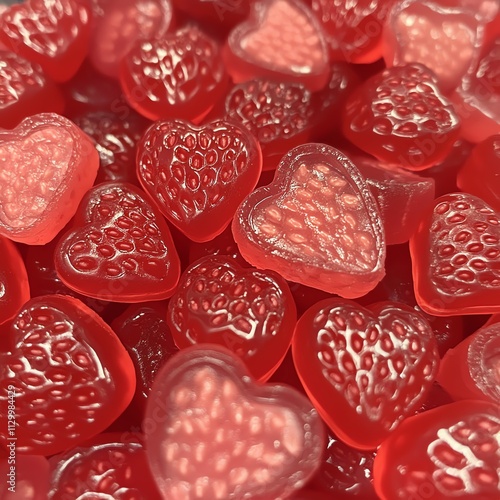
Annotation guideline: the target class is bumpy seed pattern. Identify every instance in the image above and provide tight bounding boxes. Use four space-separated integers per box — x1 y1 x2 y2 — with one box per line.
314 302 438 431
430 193 500 296
225 79 314 145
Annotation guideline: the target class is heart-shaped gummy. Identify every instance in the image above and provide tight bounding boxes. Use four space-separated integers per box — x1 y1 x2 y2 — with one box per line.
167 256 297 381
223 0 329 91
55 182 181 302
0 0 91 82
0 295 135 456
232 144 385 298
145 344 325 499
0 113 99 245
410 192 500 316
292 299 440 450
137 119 262 242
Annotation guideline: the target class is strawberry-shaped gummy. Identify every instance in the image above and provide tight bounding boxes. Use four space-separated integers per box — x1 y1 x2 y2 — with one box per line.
383 0 481 93
353 154 436 245
0 295 135 456
73 110 150 185
167 255 297 381
309 429 377 499
342 63 461 171
312 0 396 64
410 192 500 315
0 0 91 82
373 400 500 499
55 182 181 302
145 344 325 499
120 25 228 122
89 0 174 79
437 321 500 404
457 134 500 211
0 50 64 129
1 455 49 499
49 433 161 499
0 113 99 245
292 299 439 449
451 37 500 143
110 301 178 426
0 236 29 326
137 119 262 242
232 144 385 298
223 0 329 91
224 79 315 170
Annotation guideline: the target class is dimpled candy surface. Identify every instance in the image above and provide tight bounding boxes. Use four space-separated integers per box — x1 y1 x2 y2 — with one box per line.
167 255 297 382
55 182 181 302
137 119 262 242
373 400 500 499
0 112 99 245
410 192 500 315
292 299 440 450
233 143 385 298
223 0 329 91
145 345 325 499
0 295 136 456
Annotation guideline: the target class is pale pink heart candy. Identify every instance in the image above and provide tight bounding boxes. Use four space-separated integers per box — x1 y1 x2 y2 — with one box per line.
145 345 325 500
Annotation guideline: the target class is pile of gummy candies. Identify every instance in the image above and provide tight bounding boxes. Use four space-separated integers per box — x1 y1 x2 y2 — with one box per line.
0 0 499 497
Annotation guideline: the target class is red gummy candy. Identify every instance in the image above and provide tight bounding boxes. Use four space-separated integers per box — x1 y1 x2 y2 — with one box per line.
89 0 174 79
49 433 161 499
0 236 29 326
0 0 91 82
343 63 461 171
145 344 325 499
0 295 135 456
232 144 385 298
55 182 181 302
73 110 150 185
373 400 500 499
224 79 315 170
457 134 500 211
0 455 49 499
410 192 500 316
120 25 228 122
0 50 64 129
383 0 481 93
437 321 500 405
312 0 396 64
167 256 297 381
354 154 435 245
0 113 99 245
137 119 262 242
292 299 439 449
223 0 329 92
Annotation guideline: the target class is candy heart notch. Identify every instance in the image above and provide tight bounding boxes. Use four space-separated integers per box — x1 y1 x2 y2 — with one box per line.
0 113 99 245
167 256 297 382
232 144 386 298
0 295 136 456
145 345 325 499
223 0 329 92
410 192 500 316
55 182 181 303
137 119 262 242
292 299 440 450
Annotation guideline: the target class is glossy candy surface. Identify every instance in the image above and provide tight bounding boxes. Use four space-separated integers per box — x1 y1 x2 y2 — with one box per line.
167 256 297 381
0 113 99 245
137 119 262 242
0 295 135 456
145 345 325 499
233 144 386 297
55 182 181 302
0 455 50 500
293 299 440 449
